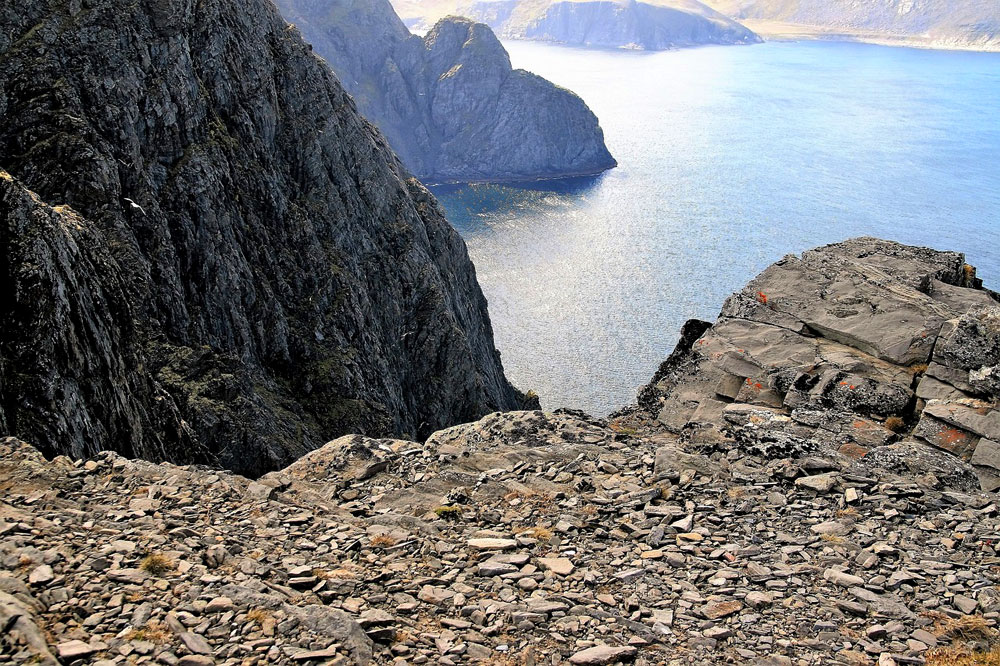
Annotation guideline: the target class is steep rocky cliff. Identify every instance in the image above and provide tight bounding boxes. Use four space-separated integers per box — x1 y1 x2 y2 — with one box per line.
393 0 761 49
2 239 1000 666
0 0 527 477
702 0 1000 50
275 0 616 182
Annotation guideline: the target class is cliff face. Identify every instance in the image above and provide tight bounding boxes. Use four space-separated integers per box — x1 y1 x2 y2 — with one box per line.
0 0 526 476
275 0 616 182
702 0 1000 50
393 0 761 49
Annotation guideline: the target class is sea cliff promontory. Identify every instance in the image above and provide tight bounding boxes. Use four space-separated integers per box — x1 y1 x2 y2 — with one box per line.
275 0 617 181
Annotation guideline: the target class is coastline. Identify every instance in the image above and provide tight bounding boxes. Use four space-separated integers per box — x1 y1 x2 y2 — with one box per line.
740 18 1000 53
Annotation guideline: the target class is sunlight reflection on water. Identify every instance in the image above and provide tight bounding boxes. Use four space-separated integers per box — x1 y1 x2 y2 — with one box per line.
435 41 1000 416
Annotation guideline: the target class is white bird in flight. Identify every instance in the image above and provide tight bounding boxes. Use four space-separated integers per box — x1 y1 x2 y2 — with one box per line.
124 198 146 215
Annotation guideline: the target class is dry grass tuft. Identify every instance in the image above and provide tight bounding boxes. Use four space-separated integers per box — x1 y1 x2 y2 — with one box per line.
935 614 998 643
516 525 553 541
820 533 845 545
139 553 174 577
123 620 172 644
926 646 1000 666
884 416 908 433
246 608 272 624
370 534 397 548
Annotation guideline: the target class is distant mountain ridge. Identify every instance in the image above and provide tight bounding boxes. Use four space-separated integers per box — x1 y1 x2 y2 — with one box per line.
276 0 616 182
701 0 1000 50
392 0 761 49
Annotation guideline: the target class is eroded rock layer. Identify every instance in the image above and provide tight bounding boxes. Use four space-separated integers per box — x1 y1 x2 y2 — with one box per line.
639 237 1000 491
0 0 525 477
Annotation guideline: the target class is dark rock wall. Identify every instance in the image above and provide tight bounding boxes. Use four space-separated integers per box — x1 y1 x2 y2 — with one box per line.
0 0 525 476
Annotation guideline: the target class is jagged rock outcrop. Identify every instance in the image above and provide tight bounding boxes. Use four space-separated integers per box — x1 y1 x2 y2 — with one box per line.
702 0 1000 50
276 0 616 181
638 237 1000 491
0 0 527 477
392 0 761 49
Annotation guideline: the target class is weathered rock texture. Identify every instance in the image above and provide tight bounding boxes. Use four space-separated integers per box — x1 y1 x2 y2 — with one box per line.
276 0 616 181
639 237 1000 491
392 0 761 49
0 0 527 477
2 239 1000 665
702 0 1000 51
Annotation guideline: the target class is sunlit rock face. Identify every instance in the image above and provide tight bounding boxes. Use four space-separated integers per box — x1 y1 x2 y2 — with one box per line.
0 0 526 476
275 0 616 181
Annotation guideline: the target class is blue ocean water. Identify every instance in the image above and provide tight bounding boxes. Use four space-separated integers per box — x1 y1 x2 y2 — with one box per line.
433 40 1000 416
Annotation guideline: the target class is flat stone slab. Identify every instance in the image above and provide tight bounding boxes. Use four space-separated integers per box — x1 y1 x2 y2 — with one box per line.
537 557 574 576
466 538 517 550
568 645 637 665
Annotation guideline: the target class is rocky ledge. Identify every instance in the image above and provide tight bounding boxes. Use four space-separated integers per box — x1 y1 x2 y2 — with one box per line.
2 238 1000 666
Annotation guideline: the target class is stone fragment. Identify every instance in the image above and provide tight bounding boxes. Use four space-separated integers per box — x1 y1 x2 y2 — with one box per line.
824 569 865 588
701 600 742 619
795 473 837 492
537 557 574 576
568 645 638 665
57 641 98 659
179 632 213 655
28 565 54 586
467 538 517 550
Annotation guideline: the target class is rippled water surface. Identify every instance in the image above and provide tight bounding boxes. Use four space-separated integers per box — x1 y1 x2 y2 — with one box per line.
433 40 1000 416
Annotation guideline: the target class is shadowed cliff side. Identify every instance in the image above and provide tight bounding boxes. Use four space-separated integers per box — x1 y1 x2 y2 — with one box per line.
275 0 617 182
0 0 527 476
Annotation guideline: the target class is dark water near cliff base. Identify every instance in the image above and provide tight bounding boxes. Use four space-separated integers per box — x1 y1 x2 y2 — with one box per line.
433 40 1000 416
